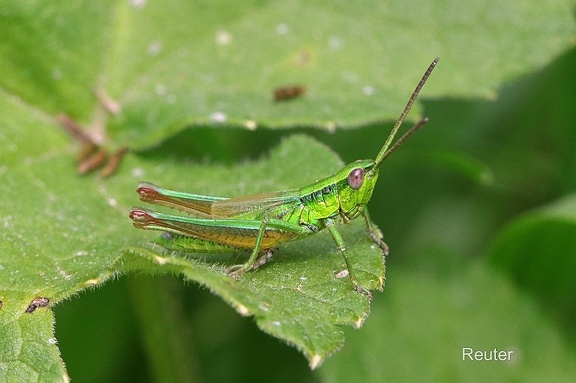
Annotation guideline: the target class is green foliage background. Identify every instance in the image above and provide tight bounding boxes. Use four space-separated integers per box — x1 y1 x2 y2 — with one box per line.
1 1 576 382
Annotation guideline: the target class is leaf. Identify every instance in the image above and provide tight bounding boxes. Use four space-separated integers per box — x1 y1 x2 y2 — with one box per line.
0 88 383 376
320 252 576 382
488 195 576 324
427 150 494 186
0 0 573 149
0 92 125 381
121 221 383 368
0 297 67 382
1 0 575 380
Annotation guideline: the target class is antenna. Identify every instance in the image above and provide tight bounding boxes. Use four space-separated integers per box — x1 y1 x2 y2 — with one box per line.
373 57 439 169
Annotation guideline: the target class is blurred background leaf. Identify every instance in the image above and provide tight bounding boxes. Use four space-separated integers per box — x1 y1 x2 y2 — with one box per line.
0 0 573 147
489 195 576 338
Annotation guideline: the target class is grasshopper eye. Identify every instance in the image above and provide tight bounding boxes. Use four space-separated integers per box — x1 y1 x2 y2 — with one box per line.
347 168 364 190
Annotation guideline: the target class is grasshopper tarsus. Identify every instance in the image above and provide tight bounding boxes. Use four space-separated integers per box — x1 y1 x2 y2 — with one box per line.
353 282 373 301
370 232 389 256
362 211 389 256
228 267 243 280
253 248 275 269
227 248 275 278
367 225 389 256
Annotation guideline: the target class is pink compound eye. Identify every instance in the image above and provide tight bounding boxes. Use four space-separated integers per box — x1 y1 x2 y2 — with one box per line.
347 168 364 190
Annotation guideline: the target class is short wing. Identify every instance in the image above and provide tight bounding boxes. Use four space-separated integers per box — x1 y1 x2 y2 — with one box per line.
136 181 228 218
211 189 300 219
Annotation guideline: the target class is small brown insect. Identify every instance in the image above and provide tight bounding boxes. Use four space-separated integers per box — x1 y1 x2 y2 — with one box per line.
273 85 306 102
25 297 50 313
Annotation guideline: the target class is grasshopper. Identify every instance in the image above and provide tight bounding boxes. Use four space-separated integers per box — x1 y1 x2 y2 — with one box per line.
130 57 439 297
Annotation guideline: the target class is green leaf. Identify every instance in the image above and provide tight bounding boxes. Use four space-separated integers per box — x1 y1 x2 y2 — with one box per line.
488 195 576 325
321 253 576 382
0 0 573 149
121 221 383 368
1 0 575 380
0 297 67 382
0 89 383 375
427 150 494 186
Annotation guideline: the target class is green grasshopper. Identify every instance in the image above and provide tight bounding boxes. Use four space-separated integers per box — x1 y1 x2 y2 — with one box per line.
130 57 439 297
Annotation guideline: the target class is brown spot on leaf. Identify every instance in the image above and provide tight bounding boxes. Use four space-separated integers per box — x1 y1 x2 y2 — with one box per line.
25 297 50 313
274 85 306 102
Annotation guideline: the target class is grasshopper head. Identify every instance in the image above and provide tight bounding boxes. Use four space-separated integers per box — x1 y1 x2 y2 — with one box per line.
337 159 379 220
337 58 439 221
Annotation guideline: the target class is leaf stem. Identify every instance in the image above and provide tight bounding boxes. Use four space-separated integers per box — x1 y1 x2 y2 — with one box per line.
127 275 202 383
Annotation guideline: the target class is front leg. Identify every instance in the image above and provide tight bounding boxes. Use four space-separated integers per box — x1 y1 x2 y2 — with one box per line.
362 209 389 256
325 219 373 300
